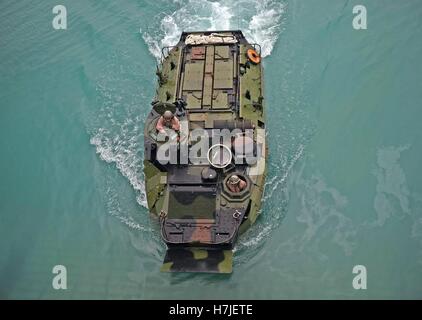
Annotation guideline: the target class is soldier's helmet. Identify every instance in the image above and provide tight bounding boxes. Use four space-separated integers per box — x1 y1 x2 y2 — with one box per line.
163 110 174 121
228 175 241 185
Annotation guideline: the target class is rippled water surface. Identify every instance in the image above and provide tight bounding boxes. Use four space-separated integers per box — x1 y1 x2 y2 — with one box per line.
1 0 422 299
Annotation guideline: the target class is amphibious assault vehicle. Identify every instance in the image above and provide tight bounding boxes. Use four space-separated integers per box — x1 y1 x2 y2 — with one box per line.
143 31 267 273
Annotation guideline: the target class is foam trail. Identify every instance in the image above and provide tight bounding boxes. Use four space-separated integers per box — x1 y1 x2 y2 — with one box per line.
234 144 305 260
243 0 286 57
141 0 286 60
264 144 304 201
90 126 147 208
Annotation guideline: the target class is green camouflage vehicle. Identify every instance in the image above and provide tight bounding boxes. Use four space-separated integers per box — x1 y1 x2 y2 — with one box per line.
144 31 267 273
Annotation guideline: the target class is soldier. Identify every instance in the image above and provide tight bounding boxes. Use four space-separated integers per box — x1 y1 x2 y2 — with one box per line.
227 175 247 193
156 110 180 134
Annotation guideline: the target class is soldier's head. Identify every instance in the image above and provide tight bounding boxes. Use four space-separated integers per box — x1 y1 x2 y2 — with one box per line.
228 175 241 185
163 110 174 124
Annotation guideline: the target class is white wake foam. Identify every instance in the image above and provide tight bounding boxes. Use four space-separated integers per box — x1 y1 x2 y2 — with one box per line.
90 127 147 208
141 0 286 60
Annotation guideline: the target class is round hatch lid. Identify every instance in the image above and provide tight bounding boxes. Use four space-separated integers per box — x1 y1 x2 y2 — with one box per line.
207 144 232 168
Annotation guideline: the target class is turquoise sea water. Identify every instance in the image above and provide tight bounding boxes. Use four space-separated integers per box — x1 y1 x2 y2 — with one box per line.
1 0 422 299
